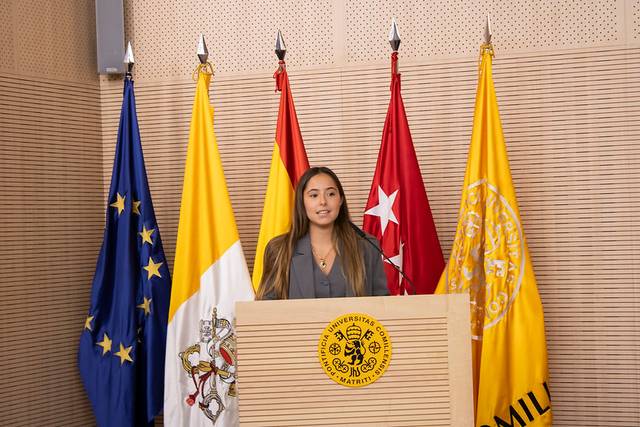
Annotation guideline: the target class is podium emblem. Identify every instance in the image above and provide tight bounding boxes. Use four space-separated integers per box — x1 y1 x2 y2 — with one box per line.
318 312 391 387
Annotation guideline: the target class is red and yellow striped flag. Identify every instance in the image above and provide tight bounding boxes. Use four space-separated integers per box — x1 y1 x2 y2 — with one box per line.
435 45 551 426
252 61 309 289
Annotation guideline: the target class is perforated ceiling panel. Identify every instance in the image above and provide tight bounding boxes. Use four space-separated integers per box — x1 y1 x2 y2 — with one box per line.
122 0 635 82
633 0 640 41
0 0 97 82
346 0 487 61
126 0 334 79
346 0 623 64
0 2 14 72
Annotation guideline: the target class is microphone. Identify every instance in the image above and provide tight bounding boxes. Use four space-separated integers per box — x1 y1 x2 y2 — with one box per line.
348 221 417 295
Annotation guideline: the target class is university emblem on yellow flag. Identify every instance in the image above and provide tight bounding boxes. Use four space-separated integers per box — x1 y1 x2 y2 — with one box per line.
435 44 552 426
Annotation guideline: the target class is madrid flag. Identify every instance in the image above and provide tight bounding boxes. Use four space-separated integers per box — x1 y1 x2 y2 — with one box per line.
435 44 551 426
363 52 444 295
164 65 255 426
252 60 309 289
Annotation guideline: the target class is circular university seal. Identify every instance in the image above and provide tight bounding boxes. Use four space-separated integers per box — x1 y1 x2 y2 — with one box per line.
444 179 525 340
318 313 391 387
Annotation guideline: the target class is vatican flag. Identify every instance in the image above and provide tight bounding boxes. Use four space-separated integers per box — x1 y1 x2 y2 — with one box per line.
164 65 254 426
436 44 552 426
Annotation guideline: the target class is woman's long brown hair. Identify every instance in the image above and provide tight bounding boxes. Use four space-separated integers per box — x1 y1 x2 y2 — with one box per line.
256 167 365 299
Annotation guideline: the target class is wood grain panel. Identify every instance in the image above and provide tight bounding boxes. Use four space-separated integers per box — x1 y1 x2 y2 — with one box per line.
0 5 101 425
2 0 639 425
236 295 473 426
0 73 101 426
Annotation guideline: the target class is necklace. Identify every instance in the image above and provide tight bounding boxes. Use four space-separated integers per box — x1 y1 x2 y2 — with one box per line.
311 245 334 270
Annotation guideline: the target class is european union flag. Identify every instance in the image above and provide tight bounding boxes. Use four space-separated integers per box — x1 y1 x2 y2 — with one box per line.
78 76 171 426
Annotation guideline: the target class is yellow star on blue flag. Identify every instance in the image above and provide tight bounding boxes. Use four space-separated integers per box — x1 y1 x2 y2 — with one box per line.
78 76 172 427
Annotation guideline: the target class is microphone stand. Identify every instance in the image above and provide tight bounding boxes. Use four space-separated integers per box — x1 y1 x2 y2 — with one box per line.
349 221 417 295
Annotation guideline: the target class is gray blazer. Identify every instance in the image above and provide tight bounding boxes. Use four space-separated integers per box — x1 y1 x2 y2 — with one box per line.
262 233 389 299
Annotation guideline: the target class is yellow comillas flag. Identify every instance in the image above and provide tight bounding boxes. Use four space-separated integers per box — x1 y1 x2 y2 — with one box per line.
164 65 254 426
436 44 552 426
251 60 309 289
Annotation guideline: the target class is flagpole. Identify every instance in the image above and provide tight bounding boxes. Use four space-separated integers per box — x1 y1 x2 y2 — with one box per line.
251 29 310 289
275 29 286 61
484 13 492 45
274 29 287 85
480 14 495 60
79 40 172 425
363 17 444 295
123 41 134 79
164 33 254 426
389 17 401 76
435 15 552 425
384 17 419 295
197 33 208 64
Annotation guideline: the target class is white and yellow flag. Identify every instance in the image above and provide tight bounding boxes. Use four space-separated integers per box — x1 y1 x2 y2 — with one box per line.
164 65 254 426
435 44 552 426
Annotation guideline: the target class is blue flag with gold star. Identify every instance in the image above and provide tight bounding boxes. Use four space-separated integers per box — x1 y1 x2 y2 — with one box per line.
78 77 171 427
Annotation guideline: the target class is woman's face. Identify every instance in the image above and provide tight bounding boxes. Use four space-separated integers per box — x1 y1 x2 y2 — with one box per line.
303 173 343 229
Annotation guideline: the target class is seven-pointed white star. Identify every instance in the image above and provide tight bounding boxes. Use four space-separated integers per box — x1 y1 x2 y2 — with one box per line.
364 186 399 234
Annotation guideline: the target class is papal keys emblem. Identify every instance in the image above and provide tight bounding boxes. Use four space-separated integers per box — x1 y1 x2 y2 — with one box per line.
179 308 237 423
318 313 392 387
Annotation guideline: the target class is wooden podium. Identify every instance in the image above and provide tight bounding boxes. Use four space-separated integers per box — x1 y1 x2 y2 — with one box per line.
235 294 473 426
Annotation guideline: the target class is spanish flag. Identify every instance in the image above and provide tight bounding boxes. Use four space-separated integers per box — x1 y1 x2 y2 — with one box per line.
251 61 309 289
435 45 552 426
164 66 254 426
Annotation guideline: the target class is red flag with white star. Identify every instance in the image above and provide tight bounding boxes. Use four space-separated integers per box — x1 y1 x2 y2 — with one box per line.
363 52 444 295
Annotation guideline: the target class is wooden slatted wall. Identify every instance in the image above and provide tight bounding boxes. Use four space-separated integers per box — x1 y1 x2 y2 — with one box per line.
235 295 474 426
0 1 101 425
0 75 102 426
1 0 639 425
100 46 640 426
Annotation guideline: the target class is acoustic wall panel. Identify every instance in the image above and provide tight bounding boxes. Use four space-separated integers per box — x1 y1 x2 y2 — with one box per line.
1 0 639 425
0 1 102 425
100 45 640 426
120 0 636 81
0 73 102 426
0 0 97 82
236 295 474 426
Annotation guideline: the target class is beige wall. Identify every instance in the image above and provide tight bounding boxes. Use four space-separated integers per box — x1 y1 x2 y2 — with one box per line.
103 1 639 425
0 1 101 425
1 0 639 425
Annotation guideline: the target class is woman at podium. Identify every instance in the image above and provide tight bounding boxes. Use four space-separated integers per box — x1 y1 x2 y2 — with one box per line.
257 167 388 300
